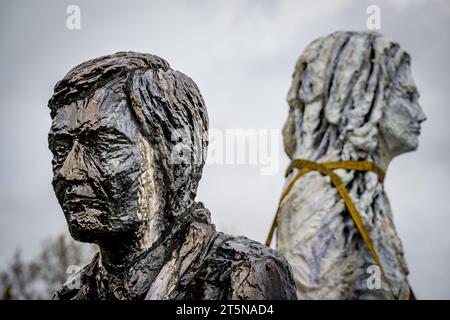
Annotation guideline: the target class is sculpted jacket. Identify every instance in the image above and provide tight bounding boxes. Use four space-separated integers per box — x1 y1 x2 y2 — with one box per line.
54 203 297 300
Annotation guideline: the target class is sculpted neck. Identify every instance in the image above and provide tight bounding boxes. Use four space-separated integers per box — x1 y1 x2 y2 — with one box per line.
97 206 193 273
372 134 394 174
99 241 152 273
98 214 169 273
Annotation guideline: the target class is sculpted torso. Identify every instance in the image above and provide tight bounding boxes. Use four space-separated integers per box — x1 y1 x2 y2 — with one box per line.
48 52 297 300
277 32 426 299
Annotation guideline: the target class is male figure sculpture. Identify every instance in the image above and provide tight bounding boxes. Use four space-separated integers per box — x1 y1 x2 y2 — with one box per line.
48 52 297 300
274 32 426 299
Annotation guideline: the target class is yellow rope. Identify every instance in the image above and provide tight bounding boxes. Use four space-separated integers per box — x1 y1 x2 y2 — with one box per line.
265 159 390 285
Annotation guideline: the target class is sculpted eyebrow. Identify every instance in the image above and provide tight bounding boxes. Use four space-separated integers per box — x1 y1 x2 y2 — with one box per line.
84 125 132 143
48 131 73 152
49 124 130 141
48 130 73 140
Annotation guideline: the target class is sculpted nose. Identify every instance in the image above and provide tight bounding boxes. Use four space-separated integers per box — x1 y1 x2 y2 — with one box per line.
59 140 88 182
416 102 427 124
418 108 427 124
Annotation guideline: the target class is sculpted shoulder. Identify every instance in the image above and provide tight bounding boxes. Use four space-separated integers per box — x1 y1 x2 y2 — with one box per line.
204 233 298 300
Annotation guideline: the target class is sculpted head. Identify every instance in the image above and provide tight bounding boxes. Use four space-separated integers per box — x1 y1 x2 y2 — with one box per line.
48 52 208 251
284 31 426 166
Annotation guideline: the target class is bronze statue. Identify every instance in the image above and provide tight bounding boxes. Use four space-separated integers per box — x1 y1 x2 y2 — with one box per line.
48 52 297 300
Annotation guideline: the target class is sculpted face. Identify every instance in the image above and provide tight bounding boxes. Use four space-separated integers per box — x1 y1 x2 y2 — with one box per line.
380 63 427 156
48 80 157 244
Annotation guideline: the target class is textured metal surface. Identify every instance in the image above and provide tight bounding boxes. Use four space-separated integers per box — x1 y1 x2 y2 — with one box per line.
48 52 297 300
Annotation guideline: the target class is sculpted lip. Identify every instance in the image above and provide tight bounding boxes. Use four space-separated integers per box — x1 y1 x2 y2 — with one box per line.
63 194 105 211
58 182 108 216
61 183 104 204
64 197 97 204
410 126 421 134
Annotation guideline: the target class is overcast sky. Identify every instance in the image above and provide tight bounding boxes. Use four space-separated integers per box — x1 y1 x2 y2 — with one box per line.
1 0 449 299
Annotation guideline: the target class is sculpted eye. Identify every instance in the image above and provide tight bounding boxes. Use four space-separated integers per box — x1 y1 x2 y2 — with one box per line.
407 92 414 102
51 139 74 171
55 144 70 155
404 90 418 103
48 132 72 173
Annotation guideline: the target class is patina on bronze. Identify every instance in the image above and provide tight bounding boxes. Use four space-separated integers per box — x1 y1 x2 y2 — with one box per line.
48 52 297 300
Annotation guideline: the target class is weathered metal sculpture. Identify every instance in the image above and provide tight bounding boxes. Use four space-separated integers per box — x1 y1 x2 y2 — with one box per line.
273 31 426 299
48 52 297 300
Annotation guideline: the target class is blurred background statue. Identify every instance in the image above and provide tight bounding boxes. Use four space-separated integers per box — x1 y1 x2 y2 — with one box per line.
271 31 426 299
47 52 296 300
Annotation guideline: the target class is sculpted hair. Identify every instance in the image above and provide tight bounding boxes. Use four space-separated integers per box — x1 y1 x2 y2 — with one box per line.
284 31 411 161
48 51 209 217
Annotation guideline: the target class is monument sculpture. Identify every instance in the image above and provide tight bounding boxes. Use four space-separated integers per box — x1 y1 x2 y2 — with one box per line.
267 31 426 299
48 52 297 300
